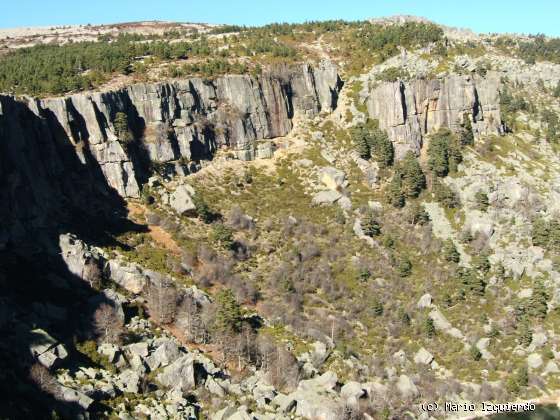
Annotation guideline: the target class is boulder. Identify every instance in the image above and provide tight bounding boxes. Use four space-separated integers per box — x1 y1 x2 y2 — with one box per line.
289 389 342 420
29 329 68 369
169 185 196 215
298 371 337 392
157 354 196 392
272 393 297 413
544 361 560 375
396 375 418 399
417 293 433 309
107 259 147 294
202 376 224 398
118 370 141 394
527 353 543 369
98 343 120 363
341 381 365 401
414 348 434 365
59 386 94 410
126 342 149 358
146 339 181 370
319 167 347 191
312 190 342 205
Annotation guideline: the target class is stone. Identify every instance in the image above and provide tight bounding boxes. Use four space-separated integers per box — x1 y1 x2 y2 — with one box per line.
169 185 196 215
157 354 197 392
272 393 297 413
320 149 336 164
146 339 181 370
107 259 147 294
126 342 149 358
290 389 342 420
396 375 418 399
319 167 347 191
414 348 434 365
544 361 560 375
337 195 352 210
312 190 342 205
417 293 433 309
527 353 543 369
298 371 338 392
28 329 68 369
118 370 141 394
98 343 120 363
205 376 226 398
429 309 464 339
59 386 94 410
341 381 365 401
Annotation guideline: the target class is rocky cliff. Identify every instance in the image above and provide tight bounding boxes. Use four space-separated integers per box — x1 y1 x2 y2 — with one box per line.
0 60 341 198
364 72 502 158
0 61 341 246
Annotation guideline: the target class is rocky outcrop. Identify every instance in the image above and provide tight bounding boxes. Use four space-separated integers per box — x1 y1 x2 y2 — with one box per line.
364 72 502 158
0 61 341 202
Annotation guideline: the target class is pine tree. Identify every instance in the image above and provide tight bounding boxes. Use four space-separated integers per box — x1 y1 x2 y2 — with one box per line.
370 129 394 167
443 239 460 263
114 112 133 144
400 152 426 198
459 113 474 146
214 288 243 334
424 317 436 338
386 173 405 208
473 250 491 274
529 280 549 319
517 321 533 347
352 125 370 159
362 209 381 237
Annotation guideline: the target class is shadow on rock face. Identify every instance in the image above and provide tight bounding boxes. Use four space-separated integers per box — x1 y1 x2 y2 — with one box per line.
0 95 147 419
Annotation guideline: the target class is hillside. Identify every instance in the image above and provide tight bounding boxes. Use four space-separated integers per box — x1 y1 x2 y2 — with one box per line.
1 17 560 420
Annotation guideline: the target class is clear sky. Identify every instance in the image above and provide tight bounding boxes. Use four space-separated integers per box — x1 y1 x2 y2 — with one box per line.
2 0 559 36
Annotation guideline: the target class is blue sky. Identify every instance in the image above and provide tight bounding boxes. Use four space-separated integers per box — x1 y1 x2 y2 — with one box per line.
2 0 559 36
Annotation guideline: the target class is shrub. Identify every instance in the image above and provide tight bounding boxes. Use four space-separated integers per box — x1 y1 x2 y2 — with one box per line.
475 191 489 211
211 223 235 249
362 209 381 237
469 345 482 361
193 194 214 223
396 257 412 277
443 239 460 263
433 180 460 208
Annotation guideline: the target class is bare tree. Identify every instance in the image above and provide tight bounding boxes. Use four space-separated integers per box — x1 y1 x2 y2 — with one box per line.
29 363 60 397
94 303 124 344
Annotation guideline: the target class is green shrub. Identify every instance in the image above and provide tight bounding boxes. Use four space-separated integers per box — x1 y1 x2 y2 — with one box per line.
443 239 460 263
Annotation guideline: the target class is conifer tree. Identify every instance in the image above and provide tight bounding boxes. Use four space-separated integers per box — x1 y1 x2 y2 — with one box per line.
443 239 460 263
214 289 243 334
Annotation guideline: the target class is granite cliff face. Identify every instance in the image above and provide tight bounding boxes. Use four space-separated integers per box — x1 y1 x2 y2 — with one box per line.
0 61 341 245
0 60 341 197
364 72 502 158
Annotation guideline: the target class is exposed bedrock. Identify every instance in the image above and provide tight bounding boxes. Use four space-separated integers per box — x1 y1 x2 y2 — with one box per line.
0 60 342 204
364 72 502 158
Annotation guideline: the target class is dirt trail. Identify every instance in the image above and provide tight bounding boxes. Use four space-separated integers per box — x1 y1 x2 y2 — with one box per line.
127 201 182 255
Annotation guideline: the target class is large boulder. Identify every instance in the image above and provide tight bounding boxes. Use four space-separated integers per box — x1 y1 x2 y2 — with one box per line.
107 259 147 294
169 184 196 215
157 354 197 392
59 386 94 410
396 375 418 399
319 167 347 191
28 329 68 369
146 339 181 370
414 348 434 365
